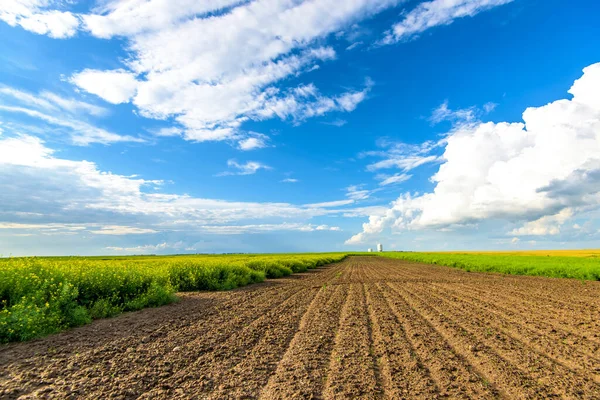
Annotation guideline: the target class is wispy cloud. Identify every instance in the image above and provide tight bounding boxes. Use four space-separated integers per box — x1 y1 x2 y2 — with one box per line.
375 173 412 186
381 0 515 44
362 138 444 173
218 159 272 176
304 199 355 208
322 119 348 127
346 184 374 200
429 100 498 125
0 86 140 145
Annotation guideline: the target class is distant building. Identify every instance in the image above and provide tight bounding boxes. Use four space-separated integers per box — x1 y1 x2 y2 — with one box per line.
377 243 383 252
368 248 373 252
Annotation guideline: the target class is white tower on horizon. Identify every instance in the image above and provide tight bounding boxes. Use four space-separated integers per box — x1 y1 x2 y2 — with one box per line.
377 243 383 252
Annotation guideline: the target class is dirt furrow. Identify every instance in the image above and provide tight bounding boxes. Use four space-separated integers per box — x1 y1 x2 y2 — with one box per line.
386 282 560 399
436 281 600 341
428 282 600 368
38 287 308 399
363 282 440 398
392 282 600 398
377 283 501 399
439 284 600 332
322 282 380 399
258 283 348 399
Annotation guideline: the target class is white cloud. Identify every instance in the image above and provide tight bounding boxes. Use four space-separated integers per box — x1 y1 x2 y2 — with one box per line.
382 0 514 44
510 208 574 236
483 102 498 113
322 119 348 127
0 222 86 235
218 159 271 176
430 100 477 124
251 81 372 124
67 0 391 145
304 199 355 208
0 86 140 145
238 134 269 151
1 0 511 151
153 127 182 137
106 241 190 253
81 0 245 38
362 139 443 172
0 1 80 39
345 41 363 51
0 134 370 241
281 178 299 183
0 222 156 236
89 225 158 235
430 100 498 125
0 87 108 117
511 237 519 244
376 173 412 186
315 224 341 231
346 184 373 200
190 223 342 235
70 69 139 104
348 63 600 244
0 105 142 145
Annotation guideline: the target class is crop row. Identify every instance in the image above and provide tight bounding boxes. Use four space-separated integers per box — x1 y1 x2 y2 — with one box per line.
377 252 600 280
0 254 347 342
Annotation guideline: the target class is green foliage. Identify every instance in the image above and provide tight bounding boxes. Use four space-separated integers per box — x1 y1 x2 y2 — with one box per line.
0 253 347 343
378 252 600 281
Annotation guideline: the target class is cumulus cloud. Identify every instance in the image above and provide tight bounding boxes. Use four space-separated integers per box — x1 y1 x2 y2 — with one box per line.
238 134 270 151
347 63 600 244
510 208 574 236
70 69 139 105
382 0 514 44
0 0 80 38
61 0 393 146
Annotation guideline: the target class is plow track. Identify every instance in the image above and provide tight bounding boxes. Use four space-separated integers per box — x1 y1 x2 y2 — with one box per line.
1 256 599 399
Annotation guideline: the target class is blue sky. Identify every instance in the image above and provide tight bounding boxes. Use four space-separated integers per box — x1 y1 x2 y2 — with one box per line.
1 0 599 255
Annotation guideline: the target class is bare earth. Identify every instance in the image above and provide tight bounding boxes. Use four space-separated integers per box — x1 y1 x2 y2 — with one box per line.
1 256 600 399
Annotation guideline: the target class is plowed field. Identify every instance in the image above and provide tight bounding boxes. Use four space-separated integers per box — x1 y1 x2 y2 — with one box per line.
1 256 599 399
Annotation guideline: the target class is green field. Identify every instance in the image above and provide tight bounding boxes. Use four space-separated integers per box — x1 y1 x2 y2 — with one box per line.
378 251 600 281
0 253 347 343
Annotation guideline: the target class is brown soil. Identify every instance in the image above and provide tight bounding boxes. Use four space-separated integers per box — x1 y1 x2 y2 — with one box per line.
1 256 599 399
